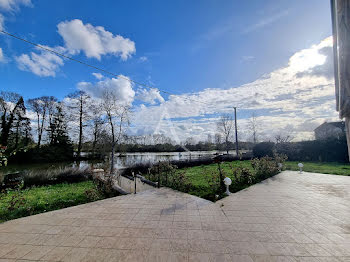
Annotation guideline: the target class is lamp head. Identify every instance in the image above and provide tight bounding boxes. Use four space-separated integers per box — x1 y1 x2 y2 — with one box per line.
223 177 232 186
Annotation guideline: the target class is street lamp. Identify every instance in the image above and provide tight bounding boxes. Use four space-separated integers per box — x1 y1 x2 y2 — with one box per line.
298 163 304 174
278 163 283 171
223 177 232 195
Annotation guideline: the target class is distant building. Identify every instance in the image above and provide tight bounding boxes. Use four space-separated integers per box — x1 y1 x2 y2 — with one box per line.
314 122 346 140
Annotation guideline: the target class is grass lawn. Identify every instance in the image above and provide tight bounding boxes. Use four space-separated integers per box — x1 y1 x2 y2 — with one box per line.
285 161 350 176
176 161 253 188
174 161 253 199
173 160 350 199
0 181 104 223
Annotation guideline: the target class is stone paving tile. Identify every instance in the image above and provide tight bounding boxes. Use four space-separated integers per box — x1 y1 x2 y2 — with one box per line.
0 171 350 261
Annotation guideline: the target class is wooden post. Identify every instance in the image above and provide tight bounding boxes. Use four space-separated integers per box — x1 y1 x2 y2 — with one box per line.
331 0 350 161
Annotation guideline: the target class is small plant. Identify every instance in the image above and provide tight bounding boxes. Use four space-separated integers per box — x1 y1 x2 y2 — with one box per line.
7 191 26 212
85 187 102 201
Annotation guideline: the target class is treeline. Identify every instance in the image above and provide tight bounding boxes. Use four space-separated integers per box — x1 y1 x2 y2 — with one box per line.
1 90 254 166
0 92 74 164
81 140 254 153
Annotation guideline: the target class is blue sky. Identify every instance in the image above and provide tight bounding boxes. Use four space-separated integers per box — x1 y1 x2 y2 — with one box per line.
0 0 338 142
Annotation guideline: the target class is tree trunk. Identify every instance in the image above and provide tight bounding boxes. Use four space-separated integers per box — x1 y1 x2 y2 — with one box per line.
110 142 115 175
77 98 83 158
15 121 19 148
226 139 229 154
92 129 97 156
109 115 115 175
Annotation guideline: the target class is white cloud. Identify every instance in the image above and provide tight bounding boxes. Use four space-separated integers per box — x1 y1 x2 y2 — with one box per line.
136 88 164 105
0 0 31 30
57 19 136 60
77 75 135 105
92 72 103 80
0 47 4 62
0 0 31 11
0 13 4 30
139 56 147 62
131 36 338 141
15 46 64 77
244 10 289 33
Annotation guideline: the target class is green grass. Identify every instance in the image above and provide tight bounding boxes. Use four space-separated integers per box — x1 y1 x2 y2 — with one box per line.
285 161 350 176
176 161 253 187
172 161 254 199
0 181 104 223
171 160 350 199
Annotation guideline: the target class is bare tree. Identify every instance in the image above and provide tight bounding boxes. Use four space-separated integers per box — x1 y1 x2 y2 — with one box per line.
275 134 293 144
217 114 233 154
214 133 222 145
101 90 131 174
46 96 58 127
0 91 26 146
66 91 91 158
248 112 259 144
89 101 104 156
27 97 48 147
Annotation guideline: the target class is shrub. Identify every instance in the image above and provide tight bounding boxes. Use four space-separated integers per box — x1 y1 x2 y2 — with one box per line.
253 142 275 158
251 156 281 180
22 167 92 188
274 137 348 162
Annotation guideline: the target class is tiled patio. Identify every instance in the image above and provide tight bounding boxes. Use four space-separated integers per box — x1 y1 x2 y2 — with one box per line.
0 171 350 262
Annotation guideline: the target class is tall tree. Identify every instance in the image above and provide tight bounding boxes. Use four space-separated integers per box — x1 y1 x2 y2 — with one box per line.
101 90 130 174
217 114 233 154
248 112 259 144
89 101 104 156
27 96 54 147
46 96 58 127
48 102 70 145
66 91 91 158
0 91 26 146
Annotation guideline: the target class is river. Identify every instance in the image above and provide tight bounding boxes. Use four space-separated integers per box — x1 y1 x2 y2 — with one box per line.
1 150 241 175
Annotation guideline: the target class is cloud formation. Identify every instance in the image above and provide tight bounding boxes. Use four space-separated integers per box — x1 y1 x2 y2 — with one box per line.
0 47 4 62
0 13 4 30
57 19 136 60
131 36 337 142
15 46 64 77
92 72 103 80
77 75 135 105
244 10 290 33
136 88 164 105
15 19 136 77
0 0 31 11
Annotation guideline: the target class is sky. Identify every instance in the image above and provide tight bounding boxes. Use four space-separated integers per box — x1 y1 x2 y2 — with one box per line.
0 0 339 143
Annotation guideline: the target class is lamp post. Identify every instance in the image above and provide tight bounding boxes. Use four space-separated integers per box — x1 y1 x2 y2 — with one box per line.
298 163 304 174
223 177 232 195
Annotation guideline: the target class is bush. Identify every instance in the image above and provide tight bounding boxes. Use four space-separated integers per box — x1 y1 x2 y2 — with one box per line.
18 167 92 188
230 166 255 192
251 154 286 181
8 143 74 164
253 142 275 158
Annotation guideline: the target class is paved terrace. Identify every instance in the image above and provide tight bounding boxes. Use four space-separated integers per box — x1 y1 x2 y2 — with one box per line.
0 171 350 262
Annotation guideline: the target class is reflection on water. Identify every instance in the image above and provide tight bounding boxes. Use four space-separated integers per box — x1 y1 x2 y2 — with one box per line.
1 150 238 175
